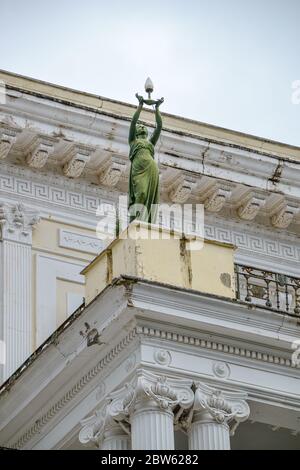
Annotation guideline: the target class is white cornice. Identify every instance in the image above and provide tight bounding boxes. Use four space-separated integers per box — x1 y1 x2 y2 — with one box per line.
2 88 300 220
129 280 300 347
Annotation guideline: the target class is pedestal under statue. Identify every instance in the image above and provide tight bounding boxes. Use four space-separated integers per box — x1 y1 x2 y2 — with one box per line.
128 78 164 223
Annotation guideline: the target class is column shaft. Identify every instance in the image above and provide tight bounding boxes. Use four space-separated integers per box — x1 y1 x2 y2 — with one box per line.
131 405 174 450
189 419 230 450
102 427 130 450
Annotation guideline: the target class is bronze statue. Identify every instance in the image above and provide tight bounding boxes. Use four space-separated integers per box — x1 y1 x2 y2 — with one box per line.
128 79 164 223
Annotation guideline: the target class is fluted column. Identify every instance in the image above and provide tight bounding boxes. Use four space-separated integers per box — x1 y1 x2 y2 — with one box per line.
131 400 174 450
102 424 130 450
0 202 40 382
189 411 230 450
187 383 250 450
109 369 194 450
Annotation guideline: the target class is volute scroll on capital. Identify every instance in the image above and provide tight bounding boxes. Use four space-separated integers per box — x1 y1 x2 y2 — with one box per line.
79 402 130 448
108 370 194 419
193 382 250 435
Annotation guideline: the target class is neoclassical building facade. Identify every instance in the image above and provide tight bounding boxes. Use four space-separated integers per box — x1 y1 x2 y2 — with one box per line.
0 70 300 450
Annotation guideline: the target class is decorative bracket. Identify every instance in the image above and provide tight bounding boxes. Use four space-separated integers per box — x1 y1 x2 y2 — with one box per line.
271 202 299 229
63 147 91 178
169 176 197 203
99 156 127 187
204 184 233 213
0 128 19 160
26 138 55 168
238 194 266 221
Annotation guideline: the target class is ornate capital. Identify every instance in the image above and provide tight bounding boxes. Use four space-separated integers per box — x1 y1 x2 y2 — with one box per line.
63 148 91 178
79 403 130 449
99 156 127 187
271 203 299 229
0 202 40 243
109 370 194 419
192 383 250 435
238 194 266 221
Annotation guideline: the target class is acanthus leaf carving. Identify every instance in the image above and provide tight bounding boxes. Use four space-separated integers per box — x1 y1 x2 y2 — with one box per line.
193 382 250 435
109 370 194 420
79 404 109 448
0 202 40 243
79 400 131 449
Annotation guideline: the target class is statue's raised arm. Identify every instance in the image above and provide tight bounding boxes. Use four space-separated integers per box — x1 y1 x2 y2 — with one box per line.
128 94 144 144
150 98 164 147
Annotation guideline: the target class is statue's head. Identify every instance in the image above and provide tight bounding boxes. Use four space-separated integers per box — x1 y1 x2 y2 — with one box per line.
136 124 148 139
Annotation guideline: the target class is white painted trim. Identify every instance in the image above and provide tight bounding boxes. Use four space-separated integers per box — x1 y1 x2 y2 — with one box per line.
35 254 85 346
59 229 103 255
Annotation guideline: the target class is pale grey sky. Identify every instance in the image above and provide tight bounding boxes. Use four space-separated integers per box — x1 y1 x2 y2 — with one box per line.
1 0 300 146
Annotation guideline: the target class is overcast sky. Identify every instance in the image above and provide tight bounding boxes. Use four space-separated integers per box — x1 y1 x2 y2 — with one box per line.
1 0 300 146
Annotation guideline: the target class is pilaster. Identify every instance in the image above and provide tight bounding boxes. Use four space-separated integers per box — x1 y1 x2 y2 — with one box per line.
0 202 40 382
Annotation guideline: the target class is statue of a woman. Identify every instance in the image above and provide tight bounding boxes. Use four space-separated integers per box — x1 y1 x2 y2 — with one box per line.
128 93 164 223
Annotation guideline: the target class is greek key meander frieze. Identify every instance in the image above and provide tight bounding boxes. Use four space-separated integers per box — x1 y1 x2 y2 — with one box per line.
1 167 300 263
0 164 116 208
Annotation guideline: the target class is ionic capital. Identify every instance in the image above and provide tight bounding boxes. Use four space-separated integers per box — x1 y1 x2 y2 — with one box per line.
109 370 194 419
79 403 130 449
192 382 250 435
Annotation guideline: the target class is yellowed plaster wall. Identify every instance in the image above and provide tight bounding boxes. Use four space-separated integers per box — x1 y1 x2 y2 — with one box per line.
31 218 105 344
83 223 236 304
112 236 136 277
84 251 109 305
33 218 97 262
136 236 183 286
190 242 235 297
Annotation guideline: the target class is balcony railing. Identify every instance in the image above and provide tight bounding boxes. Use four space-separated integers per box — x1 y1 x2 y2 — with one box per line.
235 264 300 315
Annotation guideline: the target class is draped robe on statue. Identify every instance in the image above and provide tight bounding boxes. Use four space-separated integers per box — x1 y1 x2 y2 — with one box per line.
128 139 159 223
